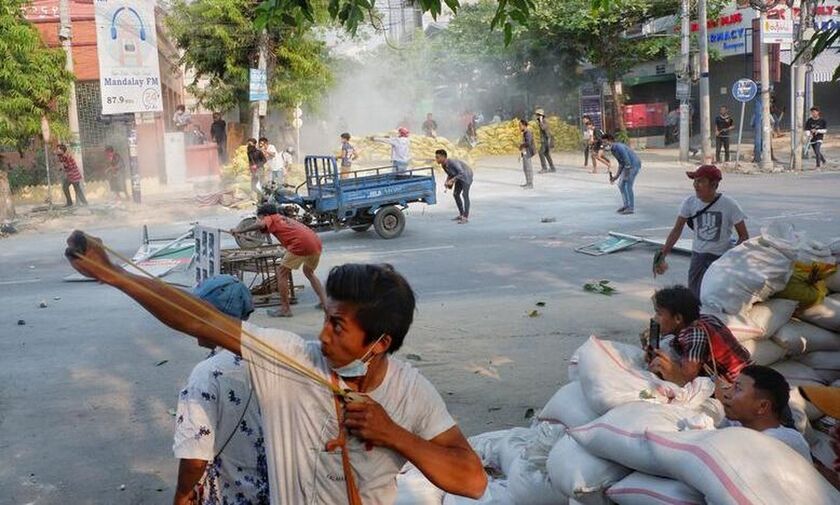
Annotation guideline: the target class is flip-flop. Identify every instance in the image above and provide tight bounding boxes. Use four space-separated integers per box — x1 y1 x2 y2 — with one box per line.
267 308 293 318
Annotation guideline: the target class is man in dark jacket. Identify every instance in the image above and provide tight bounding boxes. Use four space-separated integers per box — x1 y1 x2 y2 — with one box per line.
435 149 474 223
519 119 536 189
210 112 227 163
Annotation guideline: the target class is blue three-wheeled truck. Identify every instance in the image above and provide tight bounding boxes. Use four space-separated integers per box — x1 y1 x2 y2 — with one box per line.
265 155 437 239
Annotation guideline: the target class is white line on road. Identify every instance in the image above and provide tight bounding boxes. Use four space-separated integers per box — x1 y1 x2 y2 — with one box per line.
427 284 517 297
0 278 41 285
759 211 823 220
368 245 456 256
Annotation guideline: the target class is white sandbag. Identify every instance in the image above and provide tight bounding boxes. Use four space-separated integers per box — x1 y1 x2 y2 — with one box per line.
800 294 840 332
606 472 704 505
746 298 799 338
795 237 834 264
771 319 840 354
770 360 826 385
789 386 825 423
645 428 839 504
826 271 840 293
700 224 797 315
705 311 764 341
468 428 533 476
546 434 630 502
539 382 599 428
740 339 787 365
576 337 715 415
795 351 840 371
568 401 716 476
396 464 445 505
508 455 568 505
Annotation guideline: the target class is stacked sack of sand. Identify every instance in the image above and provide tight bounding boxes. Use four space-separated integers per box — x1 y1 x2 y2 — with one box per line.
472 117 580 157
354 132 474 167
698 222 840 439
402 336 838 505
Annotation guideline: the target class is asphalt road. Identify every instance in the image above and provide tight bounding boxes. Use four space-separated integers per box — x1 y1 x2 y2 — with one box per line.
1 153 839 504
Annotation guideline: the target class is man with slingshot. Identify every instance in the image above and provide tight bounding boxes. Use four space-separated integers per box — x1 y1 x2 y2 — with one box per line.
65 231 487 504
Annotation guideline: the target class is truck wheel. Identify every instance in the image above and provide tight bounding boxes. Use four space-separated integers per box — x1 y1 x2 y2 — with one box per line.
351 223 372 232
374 206 405 239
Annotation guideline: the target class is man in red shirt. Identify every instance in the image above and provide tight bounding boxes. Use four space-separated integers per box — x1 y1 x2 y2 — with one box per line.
56 144 88 207
234 204 327 317
648 285 751 386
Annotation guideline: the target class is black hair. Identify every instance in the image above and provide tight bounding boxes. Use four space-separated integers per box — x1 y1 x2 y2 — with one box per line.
740 365 792 423
602 133 615 142
177 105 185 111
326 263 416 353
104 145 114 152
810 106 820 112
340 132 351 140
653 285 700 324
582 115 591 121
519 118 529 126
56 144 67 153
256 203 278 216
258 137 268 143
247 137 257 144
435 149 447 158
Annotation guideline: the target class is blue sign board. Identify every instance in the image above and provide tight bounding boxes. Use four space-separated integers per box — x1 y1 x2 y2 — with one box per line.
732 78 757 103
249 68 269 102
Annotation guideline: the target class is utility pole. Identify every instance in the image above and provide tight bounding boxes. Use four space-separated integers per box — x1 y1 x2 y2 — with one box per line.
758 8 774 170
698 0 713 163
59 0 84 176
679 0 691 162
252 30 268 140
791 1 815 171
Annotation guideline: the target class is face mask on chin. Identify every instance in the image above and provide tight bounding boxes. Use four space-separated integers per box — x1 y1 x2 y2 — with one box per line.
330 334 386 378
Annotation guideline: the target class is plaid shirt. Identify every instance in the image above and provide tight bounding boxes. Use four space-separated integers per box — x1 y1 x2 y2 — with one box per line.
671 314 751 382
58 153 82 183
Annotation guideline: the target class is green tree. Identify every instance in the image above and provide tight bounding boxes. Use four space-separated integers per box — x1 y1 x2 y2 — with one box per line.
0 1 72 150
166 0 333 121
531 0 679 135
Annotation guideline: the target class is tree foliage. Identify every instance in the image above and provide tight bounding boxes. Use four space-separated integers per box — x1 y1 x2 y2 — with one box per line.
166 0 333 115
0 0 73 150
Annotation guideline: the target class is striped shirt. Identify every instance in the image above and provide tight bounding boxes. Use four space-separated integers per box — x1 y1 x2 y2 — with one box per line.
58 153 82 183
670 314 751 383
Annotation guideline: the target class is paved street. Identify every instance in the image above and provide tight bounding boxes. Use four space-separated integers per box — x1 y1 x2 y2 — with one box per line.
2 153 839 504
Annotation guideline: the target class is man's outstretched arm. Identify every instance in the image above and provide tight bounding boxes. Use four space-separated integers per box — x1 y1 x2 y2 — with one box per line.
65 231 242 354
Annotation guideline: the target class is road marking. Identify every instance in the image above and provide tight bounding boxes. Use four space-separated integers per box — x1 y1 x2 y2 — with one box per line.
759 211 822 220
0 278 41 285
368 245 456 256
427 284 517 296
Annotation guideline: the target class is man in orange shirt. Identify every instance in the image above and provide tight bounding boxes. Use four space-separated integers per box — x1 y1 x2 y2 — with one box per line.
234 204 327 317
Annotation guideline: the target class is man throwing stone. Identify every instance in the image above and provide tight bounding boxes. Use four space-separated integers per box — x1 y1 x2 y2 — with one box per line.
435 149 473 224
233 204 328 317
65 232 487 504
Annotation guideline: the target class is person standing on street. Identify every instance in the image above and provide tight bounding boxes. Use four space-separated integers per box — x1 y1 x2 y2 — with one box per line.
210 112 227 164
603 134 641 214
714 106 734 163
805 106 828 168
259 137 279 189
519 119 536 189
435 149 473 224
173 104 192 132
338 132 357 179
656 164 749 298
582 116 593 168
246 138 266 195
172 275 270 505
372 127 412 174
104 146 128 201
233 204 327 318
535 109 556 173
56 144 87 207
422 113 438 138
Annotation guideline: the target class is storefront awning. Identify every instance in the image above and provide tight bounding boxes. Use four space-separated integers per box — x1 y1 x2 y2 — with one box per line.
782 49 840 83
623 74 676 86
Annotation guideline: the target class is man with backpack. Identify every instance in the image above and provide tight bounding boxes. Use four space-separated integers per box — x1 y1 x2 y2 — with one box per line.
655 165 749 298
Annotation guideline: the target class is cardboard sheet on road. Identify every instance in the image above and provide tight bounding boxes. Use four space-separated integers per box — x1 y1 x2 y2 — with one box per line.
575 232 692 256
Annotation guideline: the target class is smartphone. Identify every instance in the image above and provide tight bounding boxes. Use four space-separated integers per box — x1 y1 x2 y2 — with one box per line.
649 318 661 350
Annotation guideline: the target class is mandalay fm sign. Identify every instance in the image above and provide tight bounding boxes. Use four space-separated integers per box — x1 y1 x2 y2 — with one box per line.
94 0 163 115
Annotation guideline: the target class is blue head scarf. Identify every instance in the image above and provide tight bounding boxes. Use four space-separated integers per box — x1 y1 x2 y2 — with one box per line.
193 275 254 320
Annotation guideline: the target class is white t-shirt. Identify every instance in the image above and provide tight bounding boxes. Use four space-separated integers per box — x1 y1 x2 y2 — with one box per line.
241 322 455 505
264 144 280 172
679 194 746 256
722 420 811 461
376 137 411 163
173 350 269 504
